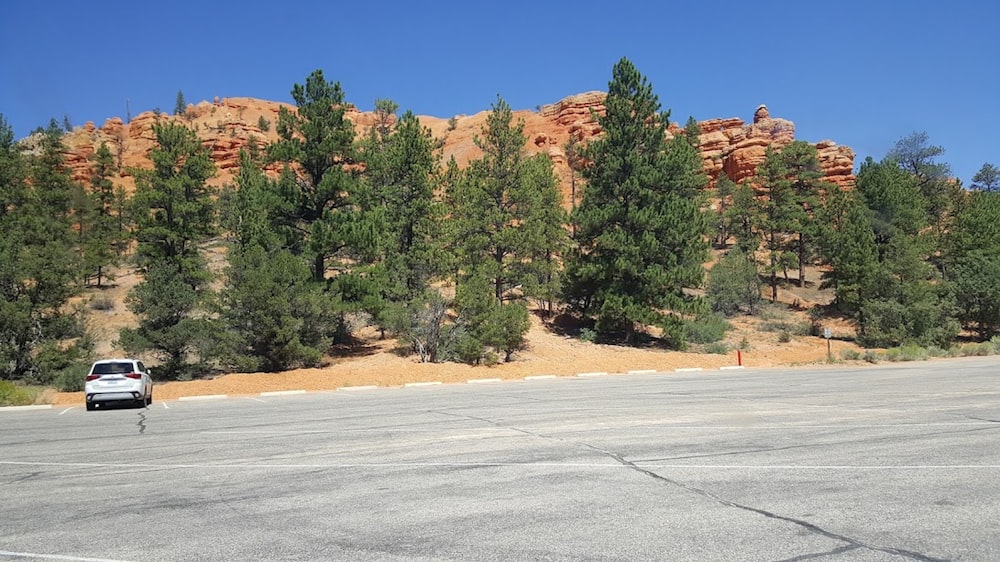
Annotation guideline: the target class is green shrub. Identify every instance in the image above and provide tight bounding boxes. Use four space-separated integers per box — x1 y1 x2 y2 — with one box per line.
777 330 791 343
0 381 39 406
882 344 928 362
957 342 994 357
840 349 861 361
684 313 730 344
862 349 879 363
90 296 115 311
55 370 85 392
580 328 597 343
702 342 729 355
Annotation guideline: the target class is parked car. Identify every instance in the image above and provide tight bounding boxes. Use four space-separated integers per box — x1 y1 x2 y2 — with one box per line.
84 359 153 411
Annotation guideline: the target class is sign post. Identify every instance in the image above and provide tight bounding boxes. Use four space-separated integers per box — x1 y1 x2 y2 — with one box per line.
823 327 832 362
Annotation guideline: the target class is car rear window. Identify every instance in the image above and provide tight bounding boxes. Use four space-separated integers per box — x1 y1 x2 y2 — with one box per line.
92 362 134 375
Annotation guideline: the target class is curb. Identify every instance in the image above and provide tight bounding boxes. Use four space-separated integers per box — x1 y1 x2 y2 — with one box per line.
577 372 609 377
337 385 379 392
524 375 557 380
178 394 228 401
627 369 657 375
404 381 443 388
260 390 307 397
466 378 502 384
0 405 53 412
719 366 746 370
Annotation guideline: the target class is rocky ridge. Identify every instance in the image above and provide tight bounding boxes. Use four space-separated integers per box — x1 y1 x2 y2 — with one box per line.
57 92 855 199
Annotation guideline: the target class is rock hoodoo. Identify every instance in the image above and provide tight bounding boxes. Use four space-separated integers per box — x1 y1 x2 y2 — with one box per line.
54 92 855 201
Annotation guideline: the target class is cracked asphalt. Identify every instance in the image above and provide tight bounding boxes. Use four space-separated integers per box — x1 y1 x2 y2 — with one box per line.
2 357 999 561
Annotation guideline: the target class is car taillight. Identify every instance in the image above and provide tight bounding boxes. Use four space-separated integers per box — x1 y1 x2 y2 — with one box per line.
125 372 142 380
86 374 100 381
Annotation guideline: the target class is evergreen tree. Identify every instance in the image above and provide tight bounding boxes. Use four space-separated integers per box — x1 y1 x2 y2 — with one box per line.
707 249 762 316
0 118 88 382
120 122 217 377
817 189 880 313
563 57 710 346
80 143 124 287
971 163 999 191
362 108 443 305
850 156 958 347
268 69 360 282
886 131 957 236
174 90 186 116
724 180 761 258
755 141 827 299
448 96 566 305
943 190 1000 338
445 96 564 360
216 150 338 372
714 175 737 247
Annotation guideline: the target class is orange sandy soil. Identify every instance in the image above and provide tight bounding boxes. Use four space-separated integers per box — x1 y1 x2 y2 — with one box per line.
50 314 863 406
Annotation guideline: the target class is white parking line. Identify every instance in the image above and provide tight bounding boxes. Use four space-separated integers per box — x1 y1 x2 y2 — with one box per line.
161 402 169 409
0 550 136 562
58 408 73 415
1 459 999 471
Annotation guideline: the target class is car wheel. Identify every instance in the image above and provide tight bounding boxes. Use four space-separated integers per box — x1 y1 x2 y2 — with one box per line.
145 390 152 406
86 402 96 411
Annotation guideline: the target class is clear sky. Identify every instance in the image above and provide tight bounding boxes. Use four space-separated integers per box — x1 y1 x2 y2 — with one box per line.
2 0 997 184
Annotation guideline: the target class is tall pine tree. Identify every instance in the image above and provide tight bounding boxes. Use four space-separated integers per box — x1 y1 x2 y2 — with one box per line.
563 57 710 346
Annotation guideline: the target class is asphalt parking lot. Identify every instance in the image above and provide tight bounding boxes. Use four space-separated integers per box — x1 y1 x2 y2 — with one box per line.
2 357 999 561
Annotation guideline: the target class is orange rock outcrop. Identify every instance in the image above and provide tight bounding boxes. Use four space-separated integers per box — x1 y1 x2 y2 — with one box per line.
56 93 854 201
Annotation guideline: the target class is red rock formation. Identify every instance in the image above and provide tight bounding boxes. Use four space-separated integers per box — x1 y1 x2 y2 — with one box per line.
56 92 854 201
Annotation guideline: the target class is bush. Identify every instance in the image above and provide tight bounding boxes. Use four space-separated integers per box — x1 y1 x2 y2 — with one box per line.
882 344 928 362
777 330 791 343
90 296 115 311
702 342 729 355
0 381 39 406
683 313 730 344
840 349 861 361
862 349 879 363
580 328 597 343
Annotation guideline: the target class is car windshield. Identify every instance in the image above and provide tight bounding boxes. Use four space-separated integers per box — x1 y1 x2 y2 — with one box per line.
92 362 134 375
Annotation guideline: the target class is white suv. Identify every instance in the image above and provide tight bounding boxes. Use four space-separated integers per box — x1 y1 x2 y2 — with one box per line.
84 359 153 411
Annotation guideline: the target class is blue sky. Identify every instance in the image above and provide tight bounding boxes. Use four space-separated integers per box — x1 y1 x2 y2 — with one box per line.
2 0 997 184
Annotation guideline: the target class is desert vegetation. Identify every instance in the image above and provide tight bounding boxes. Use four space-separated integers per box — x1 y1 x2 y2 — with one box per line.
2 57 999 403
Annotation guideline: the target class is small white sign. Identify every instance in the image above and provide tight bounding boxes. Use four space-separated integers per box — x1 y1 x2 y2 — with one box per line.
823 327 832 339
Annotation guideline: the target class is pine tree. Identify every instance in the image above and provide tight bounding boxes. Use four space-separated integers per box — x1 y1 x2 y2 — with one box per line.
817 189 879 313
0 119 88 382
755 141 827 298
80 143 124 287
267 69 359 282
120 122 217 377
445 96 565 361
943 190 1000 338
216 150 338 372
174 90 186 116
563 57 710 346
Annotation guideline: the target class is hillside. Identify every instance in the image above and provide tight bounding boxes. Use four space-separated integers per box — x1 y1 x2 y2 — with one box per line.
54 92 856 201
42 92 865 405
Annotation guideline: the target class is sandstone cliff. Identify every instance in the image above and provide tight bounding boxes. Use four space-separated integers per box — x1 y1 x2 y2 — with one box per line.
58 92 854 200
